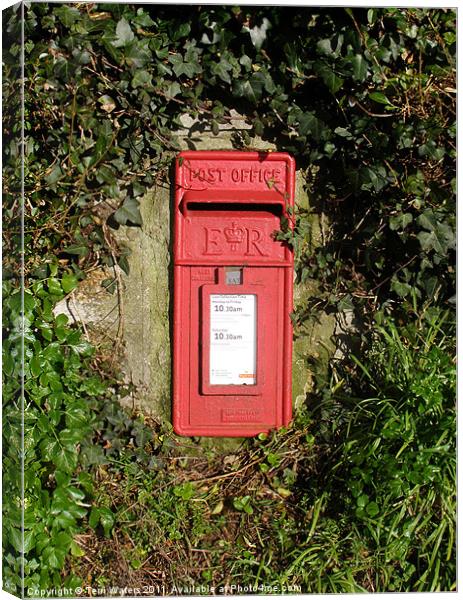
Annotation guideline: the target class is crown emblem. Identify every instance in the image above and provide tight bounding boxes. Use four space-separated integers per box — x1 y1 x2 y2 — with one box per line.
224 222 245 251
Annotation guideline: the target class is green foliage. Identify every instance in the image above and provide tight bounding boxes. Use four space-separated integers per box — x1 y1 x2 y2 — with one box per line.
297 307 456 591
284 8 456 312
1 270 164 593
2 276 103 592
233 495 254 515
89 506 115 538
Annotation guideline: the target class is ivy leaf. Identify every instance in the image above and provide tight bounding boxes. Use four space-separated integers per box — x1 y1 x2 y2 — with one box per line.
113 197 142 226
392 279 412 298
66 486 86 502
80 444 108 466
58 428 81 446
417 229 454 256
112 18 134 48
124 41 152 69
45 164 63 185
248 17 271 51
63 242 89 257
352 54 368 81
66 405 89 429
68 339 93 355
131 70 152 88
61 273 78 294
314 62 344 93
211 59 232 84
389 213 413 231
54 5 80 28
23 530 36 553
317 39 333 56
239 54 252 71
298 112 324 141
169 53 202 78
89 506 115 537
99 508 115 537
133 8 155 28
360 165 388 192
166 81 181 98
29 354 41 377
53 446 79 473
423 275 439 299
171 22 191 42
417 210 455 255
98 95 116 113
8 527 22 553
102 278 117 294
369 91 392 105
72 48 91 65
233 76 263 104
42 545 66 570
52 510 77 530
53 531 72 554
48 278 62 296
337 295 354 311
334 126 353 139
70 539 85 557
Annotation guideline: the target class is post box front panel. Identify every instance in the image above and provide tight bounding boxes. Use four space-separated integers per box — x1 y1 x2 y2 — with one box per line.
173 151 295 437
173 265 290 436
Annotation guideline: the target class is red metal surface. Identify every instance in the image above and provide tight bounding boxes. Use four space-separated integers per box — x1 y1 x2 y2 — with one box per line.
173 151 295 437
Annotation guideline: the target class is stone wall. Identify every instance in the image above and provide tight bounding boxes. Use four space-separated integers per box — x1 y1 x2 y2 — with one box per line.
54 113 339 426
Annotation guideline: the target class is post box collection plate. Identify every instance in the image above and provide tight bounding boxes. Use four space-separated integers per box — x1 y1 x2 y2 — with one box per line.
173 150 295 437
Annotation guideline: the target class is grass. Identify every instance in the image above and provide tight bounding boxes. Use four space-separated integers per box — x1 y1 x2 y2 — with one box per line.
66 305 456 594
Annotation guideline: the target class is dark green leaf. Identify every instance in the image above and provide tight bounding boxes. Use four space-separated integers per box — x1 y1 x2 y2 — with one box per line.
113 197 142 226
112 18 134 48
368 91 392 105
298 112 324 140
172 22 191 42
352 54 368 81
30 355 42 377
45 164 63 185
314 63 344 93
132 70 152 88
61 273 78 294
366 501 379 517
389 213 413 231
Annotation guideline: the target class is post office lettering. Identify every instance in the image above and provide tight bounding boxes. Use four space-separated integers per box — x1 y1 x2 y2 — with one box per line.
230 168 281 184
189 167 225 184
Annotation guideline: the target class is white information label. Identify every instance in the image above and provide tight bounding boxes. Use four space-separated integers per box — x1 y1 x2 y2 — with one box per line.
210 294 256 385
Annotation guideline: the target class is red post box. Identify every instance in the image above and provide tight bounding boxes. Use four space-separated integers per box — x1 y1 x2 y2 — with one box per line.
173 150 295 437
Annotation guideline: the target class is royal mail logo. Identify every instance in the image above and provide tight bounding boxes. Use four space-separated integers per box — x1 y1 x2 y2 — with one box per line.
204 225 268 256
222 408 262 423
224 222 245 251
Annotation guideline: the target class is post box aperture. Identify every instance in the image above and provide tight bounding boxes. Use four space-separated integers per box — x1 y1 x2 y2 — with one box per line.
173 151 295 437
